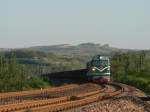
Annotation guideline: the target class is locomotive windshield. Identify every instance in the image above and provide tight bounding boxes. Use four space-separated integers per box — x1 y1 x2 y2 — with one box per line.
92 60 108 67
92 60 101 67
91 55 109 67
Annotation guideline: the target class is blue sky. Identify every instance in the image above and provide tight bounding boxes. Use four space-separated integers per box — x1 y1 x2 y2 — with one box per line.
0 0 150 49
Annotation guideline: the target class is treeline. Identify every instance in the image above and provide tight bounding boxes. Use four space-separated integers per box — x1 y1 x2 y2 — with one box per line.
1 50 87 75
0 50 87 92
0 54 51 92
111 51 150 94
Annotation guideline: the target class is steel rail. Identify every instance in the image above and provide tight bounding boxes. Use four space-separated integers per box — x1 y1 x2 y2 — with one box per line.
14 84 123 112
22 84 123 112
0 84 79 105
0 84 106 112
0 84 78 98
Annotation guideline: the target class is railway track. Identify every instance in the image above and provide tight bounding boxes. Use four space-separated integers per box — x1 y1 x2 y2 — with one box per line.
0 83 104 105
0 83 147 112
0 83 124 112
0 84 79 105
66 96 150 112
0 83 105 112
64 83 150 112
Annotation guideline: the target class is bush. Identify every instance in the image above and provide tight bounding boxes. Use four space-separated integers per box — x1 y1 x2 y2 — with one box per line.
0 55 51 92
69 96 79 101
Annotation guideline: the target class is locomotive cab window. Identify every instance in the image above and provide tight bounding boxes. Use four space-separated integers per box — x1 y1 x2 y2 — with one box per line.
92 60 108 66
101 60 109 66
92 60 101 67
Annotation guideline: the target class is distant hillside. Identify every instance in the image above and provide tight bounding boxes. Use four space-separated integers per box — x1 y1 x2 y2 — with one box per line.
0 48 11 52
23 43 130 56
0 43 138 57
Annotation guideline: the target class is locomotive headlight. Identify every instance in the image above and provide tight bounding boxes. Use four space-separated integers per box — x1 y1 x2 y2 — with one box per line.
100 57 103 59
92 68 96 71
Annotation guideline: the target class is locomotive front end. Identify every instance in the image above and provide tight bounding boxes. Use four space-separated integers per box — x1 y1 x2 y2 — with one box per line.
86 55 110 84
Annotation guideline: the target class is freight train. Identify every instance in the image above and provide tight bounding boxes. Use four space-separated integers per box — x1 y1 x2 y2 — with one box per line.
86 55 110 84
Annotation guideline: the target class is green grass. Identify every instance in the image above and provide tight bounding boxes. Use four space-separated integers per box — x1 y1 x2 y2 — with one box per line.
114 73 150 95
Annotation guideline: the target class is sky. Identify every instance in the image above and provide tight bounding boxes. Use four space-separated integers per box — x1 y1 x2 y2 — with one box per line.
0 0 150 49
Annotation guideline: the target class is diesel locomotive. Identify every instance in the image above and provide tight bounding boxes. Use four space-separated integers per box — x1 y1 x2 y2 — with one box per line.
86 55 110 84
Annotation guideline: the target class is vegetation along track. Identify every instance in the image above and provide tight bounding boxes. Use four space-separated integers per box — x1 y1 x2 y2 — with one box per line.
0 83 125 112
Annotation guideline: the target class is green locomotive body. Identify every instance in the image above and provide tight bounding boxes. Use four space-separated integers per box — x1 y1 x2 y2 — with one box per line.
86 55 110 83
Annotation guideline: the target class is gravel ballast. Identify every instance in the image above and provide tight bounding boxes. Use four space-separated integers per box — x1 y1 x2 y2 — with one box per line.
65 96 150 112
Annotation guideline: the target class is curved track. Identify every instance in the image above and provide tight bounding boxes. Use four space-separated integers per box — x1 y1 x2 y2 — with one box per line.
2 83 149 112
0 83 125 112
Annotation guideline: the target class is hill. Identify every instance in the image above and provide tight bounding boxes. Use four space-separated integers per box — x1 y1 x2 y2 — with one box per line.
24 43 130 56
